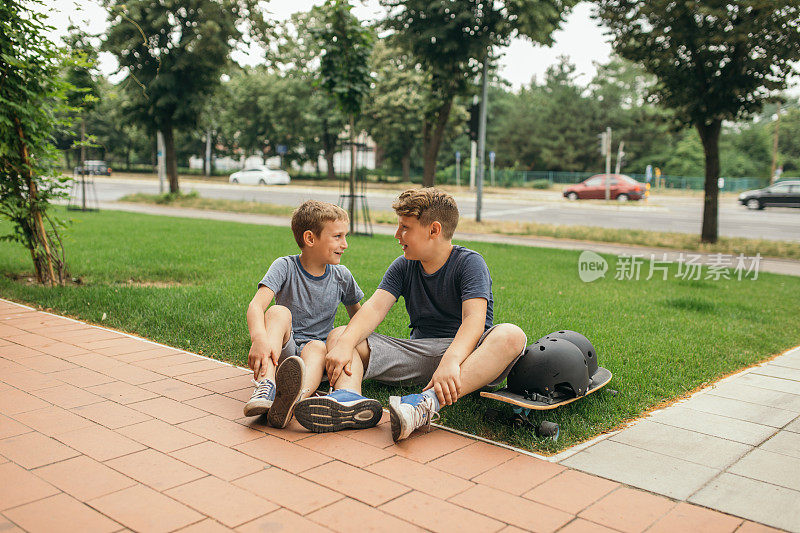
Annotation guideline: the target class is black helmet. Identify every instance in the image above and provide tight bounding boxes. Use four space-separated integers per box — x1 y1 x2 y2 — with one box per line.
538 330 598 377
507 338 590 400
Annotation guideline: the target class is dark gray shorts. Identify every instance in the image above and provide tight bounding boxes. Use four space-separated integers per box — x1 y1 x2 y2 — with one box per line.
278 333 311 364
363 324 526 387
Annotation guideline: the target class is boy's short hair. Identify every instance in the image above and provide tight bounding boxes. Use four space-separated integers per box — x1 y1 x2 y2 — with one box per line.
392 187 459 239
291 200 349 248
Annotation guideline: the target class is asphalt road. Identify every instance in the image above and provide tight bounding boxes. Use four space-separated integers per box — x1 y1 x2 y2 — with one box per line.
76 177 800 242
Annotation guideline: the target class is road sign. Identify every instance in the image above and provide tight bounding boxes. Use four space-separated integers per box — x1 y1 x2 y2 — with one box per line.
489 151 495 163
276 145 288 155
455 151 461 162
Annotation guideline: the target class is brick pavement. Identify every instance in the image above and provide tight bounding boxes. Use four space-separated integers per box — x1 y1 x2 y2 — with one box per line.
0 299 780 532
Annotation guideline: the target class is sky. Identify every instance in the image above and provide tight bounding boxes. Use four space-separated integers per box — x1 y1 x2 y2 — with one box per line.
44 0 614 89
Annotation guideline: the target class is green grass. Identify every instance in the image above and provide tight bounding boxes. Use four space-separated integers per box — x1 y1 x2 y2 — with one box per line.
2 208 799 453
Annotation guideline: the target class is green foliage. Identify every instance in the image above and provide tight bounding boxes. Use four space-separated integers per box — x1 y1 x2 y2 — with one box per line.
381 0 579 184
312 0 374 119
0 0 76 284
102 0 267 191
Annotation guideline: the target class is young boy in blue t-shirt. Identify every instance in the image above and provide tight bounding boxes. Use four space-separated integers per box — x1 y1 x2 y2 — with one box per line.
297 188 528 441
243 200 382 430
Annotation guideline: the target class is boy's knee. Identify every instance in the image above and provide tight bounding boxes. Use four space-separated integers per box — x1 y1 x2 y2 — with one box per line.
326 326 347 348
490 324 527 358
265 305 292 322
301 340 326 359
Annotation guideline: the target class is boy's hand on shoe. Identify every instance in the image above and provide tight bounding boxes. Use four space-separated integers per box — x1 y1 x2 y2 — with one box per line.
248 340 280 380
425 360 461 406
325 346 353 387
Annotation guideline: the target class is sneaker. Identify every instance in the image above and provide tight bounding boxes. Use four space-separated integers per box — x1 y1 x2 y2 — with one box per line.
267 356 306 429
388 393 439 442
293 389 383 433
243 378 276 417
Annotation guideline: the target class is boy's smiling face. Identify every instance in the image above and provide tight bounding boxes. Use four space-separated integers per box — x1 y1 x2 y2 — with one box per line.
306 218 349 265
395 215 434 260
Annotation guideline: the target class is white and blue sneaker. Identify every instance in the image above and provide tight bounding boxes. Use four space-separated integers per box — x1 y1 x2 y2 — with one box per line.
388 394 439 442
293 389 383 433
243 378 276 417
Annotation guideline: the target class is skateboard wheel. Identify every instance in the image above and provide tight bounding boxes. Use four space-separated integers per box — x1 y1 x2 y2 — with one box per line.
537 421 560 440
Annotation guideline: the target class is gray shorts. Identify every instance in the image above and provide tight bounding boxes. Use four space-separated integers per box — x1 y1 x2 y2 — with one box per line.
363 324 526 387
278 333 310 365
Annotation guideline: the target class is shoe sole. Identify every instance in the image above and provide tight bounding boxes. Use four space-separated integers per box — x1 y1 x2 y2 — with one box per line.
243 399 272 418
267 356 305 429
388 396 405 442
294 397 383 433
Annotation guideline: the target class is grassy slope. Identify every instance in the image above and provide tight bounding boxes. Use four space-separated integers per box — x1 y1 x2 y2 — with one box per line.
1 208 798 453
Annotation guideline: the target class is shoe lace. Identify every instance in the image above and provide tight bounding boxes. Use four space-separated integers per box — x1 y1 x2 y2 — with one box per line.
411 396 440 432
251 379 275 400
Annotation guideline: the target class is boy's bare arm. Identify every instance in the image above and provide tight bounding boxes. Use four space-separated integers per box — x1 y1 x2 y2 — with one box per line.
424 297 487 406
326 289 396 385
246 286 278 379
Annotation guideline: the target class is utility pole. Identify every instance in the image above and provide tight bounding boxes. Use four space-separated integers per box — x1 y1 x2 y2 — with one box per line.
476 59 488 223
80 118 86 211
604 127 612 201
205 130 212 177
157 131 166 194
469 95 478 190
615 141 625 174
771 105 781 184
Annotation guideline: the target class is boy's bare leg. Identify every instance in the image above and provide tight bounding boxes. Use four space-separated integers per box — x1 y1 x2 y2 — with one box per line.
244 305 293 417
332 348 365 394
457 324 527 396
389 323 526 442
257 305 293 382
299 340 326 399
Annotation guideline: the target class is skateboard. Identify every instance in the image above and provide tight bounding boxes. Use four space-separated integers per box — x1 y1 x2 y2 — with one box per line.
481 367 613 439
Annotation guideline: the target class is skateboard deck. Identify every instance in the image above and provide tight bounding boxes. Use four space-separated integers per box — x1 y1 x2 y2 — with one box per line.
480 367 612 410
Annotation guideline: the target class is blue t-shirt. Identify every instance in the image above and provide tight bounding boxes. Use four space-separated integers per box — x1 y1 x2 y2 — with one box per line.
378 245 494 339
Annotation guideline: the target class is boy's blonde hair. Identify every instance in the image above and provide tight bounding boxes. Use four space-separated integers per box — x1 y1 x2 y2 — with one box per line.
392 187 459 239
291 200 349 248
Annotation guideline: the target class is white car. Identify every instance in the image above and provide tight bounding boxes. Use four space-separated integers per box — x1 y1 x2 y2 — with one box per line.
229 166 290 185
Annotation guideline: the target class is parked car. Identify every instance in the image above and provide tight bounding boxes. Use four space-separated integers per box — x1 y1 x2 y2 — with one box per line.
738 180 800 210
73 160 112 176
563 173 648 201
229 165 290 185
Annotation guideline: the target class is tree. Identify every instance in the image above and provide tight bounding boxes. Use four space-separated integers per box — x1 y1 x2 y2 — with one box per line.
0 0 75 285
103 0 267 192
381 0 579 186
312 0 374 230
596 1 800 242
362 39 425 181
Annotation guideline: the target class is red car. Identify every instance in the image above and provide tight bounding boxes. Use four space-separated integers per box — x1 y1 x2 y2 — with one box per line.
563 174 649 201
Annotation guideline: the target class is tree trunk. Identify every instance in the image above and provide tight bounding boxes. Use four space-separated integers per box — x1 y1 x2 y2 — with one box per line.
14 116 58 285
422 97 454 187
697 119 722 244
324 149 336 180
162 124 180 193
321 119 337 180
348 115 356 234
401 151 411 182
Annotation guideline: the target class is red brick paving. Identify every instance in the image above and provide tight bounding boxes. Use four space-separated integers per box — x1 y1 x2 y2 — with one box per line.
0 300 768 531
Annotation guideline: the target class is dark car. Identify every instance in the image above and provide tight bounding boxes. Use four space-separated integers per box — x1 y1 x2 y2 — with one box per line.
563 173 648 202
739 181 800 210
74 160 112 176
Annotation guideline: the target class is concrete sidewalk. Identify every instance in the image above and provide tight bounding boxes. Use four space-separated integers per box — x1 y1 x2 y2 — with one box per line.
0 299 774 532
99 201 800 277
560 347 800 532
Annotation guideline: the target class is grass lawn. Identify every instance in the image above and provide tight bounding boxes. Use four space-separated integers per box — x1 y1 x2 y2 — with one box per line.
1 208 798 453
